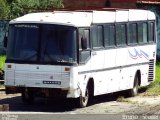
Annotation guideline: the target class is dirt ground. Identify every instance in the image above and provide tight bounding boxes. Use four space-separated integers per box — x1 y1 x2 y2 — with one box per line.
1 87 160 115
71 95 160 114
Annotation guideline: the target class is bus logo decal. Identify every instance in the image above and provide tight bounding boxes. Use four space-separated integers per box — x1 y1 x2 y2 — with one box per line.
128 48 149 60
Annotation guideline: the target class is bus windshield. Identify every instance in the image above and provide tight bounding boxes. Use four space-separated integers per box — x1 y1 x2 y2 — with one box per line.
7 24 77 64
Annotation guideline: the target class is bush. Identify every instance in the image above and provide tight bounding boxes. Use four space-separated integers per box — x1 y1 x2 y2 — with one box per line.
0 55 6 71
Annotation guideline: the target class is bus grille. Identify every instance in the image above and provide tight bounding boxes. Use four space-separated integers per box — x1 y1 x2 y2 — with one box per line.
148 59 155 82
14 71 70 81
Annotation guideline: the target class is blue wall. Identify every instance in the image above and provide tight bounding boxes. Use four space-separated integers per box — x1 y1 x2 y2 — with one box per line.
0 20 9 54
150 8 160 59
155 12 160 58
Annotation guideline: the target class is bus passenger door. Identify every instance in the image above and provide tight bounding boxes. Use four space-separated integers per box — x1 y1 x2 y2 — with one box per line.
103 24 118 93
115 23 128 90
78 28 92 94
91 50 105 95
116 48 128 90
90 25 105 95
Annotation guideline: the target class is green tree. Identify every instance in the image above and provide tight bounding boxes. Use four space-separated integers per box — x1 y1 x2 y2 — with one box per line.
0 0 10 19
38 0 63 9
10 0 63 19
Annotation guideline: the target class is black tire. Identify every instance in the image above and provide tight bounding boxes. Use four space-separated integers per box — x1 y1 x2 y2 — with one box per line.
128 74 139 97
22 90 34 104
78 87 89 108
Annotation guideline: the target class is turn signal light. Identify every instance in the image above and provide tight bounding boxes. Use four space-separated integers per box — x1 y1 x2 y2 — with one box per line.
65 67 70 72
7 65 12 69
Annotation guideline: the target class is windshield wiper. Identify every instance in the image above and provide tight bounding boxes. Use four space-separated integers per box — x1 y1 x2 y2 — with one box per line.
56 58 68 63
23 52 37 61
45 54 71 63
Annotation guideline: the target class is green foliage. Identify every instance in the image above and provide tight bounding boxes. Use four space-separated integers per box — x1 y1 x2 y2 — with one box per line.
117 96 130 103
38 0 63 9
0 0 64 19
10 0 64 19
0 0 10 19
0 55 6 71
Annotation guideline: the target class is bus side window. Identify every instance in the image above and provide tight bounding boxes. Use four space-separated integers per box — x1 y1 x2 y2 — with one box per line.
79 28 91 64
116 24 127 46
138 22 148 44
148 22 155 43
84 29 90 49
128 23 137 45
91 25 103 49
109 25 116 46
79 28 90 50
104 25 115 47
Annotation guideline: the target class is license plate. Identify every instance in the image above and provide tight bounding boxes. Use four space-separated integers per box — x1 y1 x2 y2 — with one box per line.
43 81 61 85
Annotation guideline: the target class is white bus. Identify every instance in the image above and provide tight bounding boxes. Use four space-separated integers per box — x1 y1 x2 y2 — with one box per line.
4 8 157 107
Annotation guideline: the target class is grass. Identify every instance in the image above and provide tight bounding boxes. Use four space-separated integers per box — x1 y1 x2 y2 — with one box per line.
0 55 5 87
0 55 6 71
116 96 137 104
0 83 4 88
117 62 160 101
117 96 130 102
141 62 160 96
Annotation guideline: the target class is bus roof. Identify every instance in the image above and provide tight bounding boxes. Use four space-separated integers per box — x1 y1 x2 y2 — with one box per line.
10 9 156 27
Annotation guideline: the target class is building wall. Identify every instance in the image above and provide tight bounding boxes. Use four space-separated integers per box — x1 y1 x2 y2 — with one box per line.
63 0 107 8
63 0 159 8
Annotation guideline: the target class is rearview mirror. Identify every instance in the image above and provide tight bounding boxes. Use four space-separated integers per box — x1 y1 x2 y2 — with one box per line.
81 37 87 50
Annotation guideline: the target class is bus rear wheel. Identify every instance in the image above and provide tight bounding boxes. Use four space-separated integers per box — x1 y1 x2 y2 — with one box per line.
128 74 139 97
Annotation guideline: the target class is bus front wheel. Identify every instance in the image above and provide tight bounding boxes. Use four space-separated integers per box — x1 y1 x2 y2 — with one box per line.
22 90 34 104
78 87 89 108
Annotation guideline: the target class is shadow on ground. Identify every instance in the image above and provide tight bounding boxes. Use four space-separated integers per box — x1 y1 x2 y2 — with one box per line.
0 89 146 113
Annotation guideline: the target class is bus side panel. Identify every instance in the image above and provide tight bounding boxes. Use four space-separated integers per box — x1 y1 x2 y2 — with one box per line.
116 48 129 91
77 57 91 97
90 50 105 95
5 63 16 86
103 49 118 94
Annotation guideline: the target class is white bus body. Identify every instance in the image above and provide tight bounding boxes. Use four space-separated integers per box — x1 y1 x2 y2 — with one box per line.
5 9 157 107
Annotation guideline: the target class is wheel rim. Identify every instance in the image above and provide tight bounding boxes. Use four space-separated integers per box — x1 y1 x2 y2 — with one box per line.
133 84 138 95
133 77 139 95
81 88 89 107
